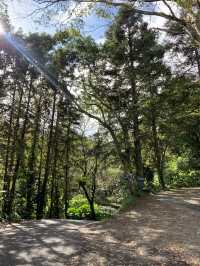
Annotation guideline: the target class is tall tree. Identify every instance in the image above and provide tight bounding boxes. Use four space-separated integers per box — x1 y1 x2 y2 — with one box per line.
34 0 200 46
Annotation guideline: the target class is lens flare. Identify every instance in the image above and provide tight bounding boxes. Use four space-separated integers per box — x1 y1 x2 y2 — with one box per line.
0 24 4 34
1 29 73 100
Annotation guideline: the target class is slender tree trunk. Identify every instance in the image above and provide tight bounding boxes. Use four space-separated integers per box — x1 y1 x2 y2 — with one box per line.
8 87 24 176
2 86 16 212
151 114 166 189
128 30 144 183
49 112 59 218
119 119 133 174
194 48 200 78
54 179 60 218
25 94 42 219
3 86 24 216
78 106 129 177
133 116 144 179
37 91 56 219
107 126 130 175
6 81 32 217
131 79 144 181
79 183 96 220
79 152 98 220
63 124 71 218
36 120 45 217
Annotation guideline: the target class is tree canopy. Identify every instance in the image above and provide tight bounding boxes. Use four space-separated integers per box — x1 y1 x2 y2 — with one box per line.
0 2 200 221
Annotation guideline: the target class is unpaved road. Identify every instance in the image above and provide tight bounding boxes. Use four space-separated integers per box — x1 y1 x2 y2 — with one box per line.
0 188 200 266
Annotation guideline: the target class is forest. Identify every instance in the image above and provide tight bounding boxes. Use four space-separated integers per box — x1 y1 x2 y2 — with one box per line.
0 0 200 222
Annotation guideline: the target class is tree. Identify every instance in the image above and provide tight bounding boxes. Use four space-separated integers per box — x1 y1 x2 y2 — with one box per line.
34 0 200 46
76 125 107 219
53 9 171 189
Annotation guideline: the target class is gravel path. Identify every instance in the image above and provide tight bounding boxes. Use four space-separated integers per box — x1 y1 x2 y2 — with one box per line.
0 188 200 266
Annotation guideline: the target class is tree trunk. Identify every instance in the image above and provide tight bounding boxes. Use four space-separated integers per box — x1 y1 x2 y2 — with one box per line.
63 124 71 218
3 86 24 216
80 183 96 220
128 29 144 183
130 80 144 182
2 86 16 214
25 94 42 219
151 113 166 189
88 199 96 220
194 48 200 78
36 120 45 218
133 116 144 179
36 90 56 219
7 81 32 217
49 111 60 218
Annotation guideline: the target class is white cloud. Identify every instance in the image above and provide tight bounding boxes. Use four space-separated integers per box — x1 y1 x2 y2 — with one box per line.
143 1 179 43
96 37 106 44
143 0 179 21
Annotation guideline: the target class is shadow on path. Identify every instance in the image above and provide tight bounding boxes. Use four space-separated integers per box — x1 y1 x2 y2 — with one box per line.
0 188 200 265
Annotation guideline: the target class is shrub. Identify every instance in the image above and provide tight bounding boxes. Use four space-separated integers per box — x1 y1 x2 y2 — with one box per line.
166 172 200 188
3 211 21 222
67 194 109 220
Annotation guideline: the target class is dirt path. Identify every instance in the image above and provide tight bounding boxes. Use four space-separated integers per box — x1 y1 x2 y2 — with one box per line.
0 188 200 266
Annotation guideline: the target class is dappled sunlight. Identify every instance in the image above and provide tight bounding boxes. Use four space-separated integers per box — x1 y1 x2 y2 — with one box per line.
42 237 65 244
184 199 200 205
125 210 142 219
138 227 165 241
1 1 200 265
155 189 200 213
0 189 200 265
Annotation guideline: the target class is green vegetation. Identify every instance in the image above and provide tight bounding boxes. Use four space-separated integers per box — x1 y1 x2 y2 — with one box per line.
0 1 200 222
68 194 113 220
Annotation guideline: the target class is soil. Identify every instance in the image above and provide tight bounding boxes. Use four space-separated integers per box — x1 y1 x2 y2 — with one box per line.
0 188 200 266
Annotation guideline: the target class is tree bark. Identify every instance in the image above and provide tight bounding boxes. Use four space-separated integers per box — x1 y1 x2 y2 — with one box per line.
63 124 71 218
194 48 200 78
36 120 46 217
49 110 60 218
2 86 16 213
79 182 96 220
3 85 24 216
37 90 56 219
151 113 166 189
25 94 42 219
128 29 144 182
6 80 32 217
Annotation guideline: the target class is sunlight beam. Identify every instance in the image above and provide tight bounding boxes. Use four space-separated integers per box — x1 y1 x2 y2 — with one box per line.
0 28 74 100
4 32 60 90
0 24 5 34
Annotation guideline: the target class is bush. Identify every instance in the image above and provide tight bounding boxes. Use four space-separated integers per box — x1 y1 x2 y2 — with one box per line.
166 171 200 188
67 194 109 220
165 156 200 188
2 211 21 222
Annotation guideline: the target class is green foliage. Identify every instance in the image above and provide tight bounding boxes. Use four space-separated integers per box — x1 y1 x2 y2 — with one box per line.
2 211 21 222
68 194 99 219
1 5 200 222
151 176 162 192
166 156 200 188
67 194 109 220
95 8 112 19
166 171 200 188
176 0 193 10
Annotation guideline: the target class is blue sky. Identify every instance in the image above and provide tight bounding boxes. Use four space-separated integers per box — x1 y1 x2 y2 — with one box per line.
7 0 115 41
